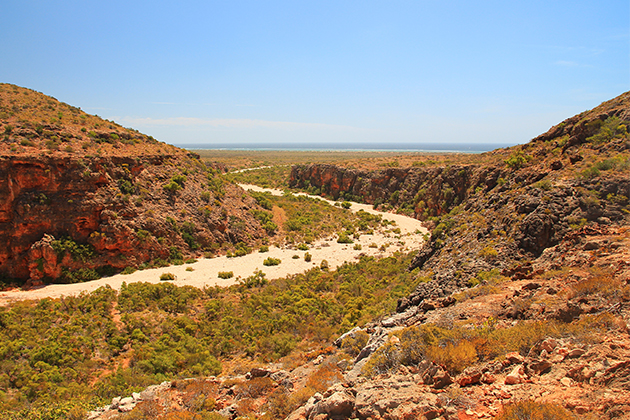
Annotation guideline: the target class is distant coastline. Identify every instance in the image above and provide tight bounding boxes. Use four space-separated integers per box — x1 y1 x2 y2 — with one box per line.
177 142 514 153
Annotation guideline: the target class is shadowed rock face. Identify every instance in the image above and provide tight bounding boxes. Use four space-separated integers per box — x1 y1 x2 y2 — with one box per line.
290 163 508 220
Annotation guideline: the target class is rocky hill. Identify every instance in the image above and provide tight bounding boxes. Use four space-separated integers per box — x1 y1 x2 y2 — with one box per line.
290 92 630 306
0 83 266 285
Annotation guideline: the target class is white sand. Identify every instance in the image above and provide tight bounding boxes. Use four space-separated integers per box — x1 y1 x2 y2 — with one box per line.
0 185 427 304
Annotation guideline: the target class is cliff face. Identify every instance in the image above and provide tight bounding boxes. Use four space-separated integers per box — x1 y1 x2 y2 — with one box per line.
0 84 265 284
290 164 504 220
0 152 266 284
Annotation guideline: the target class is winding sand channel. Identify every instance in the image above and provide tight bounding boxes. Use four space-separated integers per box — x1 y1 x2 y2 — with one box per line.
0 185 427 304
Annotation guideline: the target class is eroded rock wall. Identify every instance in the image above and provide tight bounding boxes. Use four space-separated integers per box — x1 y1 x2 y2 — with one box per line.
0 154 264 283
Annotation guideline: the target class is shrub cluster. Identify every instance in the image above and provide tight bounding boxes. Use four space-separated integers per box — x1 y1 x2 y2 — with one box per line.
0 253 419 417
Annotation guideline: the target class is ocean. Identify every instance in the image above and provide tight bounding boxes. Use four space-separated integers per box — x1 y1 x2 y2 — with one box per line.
177 141 514 153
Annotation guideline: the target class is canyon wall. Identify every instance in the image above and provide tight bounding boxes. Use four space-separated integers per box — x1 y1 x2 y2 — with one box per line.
0 153 264 284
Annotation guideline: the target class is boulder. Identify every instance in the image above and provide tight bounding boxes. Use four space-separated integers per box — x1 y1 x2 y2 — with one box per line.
505 365 525 385
457 370 482 387
528 359 553 374
250 367 271 378
432 369 454 389
307 390 355 419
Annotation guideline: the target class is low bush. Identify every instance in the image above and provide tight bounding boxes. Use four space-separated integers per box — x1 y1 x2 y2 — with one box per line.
218 271 234 279
337 233 353 244
341 330 370 356
364 312 626 377
160 272 176 281
263 257 281 266
504 150 531 169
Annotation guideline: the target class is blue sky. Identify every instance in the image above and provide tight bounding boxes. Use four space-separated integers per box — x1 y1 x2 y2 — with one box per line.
1 1 628 149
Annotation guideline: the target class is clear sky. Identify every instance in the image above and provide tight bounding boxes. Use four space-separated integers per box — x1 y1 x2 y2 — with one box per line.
1 1 628 149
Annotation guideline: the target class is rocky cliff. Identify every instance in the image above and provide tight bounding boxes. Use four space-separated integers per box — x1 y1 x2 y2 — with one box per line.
0 84 265 285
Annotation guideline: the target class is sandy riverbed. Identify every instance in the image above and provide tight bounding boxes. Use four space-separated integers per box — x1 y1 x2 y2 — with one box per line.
0 185 427 304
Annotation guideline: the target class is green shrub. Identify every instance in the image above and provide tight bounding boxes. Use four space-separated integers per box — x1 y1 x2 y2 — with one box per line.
341 330 370 356
362 342 399 376
121 266 137 275
240 270 268 288
136 229 151 241
263 221 278 233
163 180 181 192
586 116 628 144
478 246 498 259
505 150 531 169
218 271 234 279
337 233 353 244
297 243 309 251
118 179 134 195
259 245 269 253
304 252 312 262
533 179 552 190
160 272 176 281
51 237 95 262
263 257 281 266
58 267 100 284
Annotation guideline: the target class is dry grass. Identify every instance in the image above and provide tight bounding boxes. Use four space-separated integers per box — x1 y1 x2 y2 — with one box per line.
494 400 579 420
363 312 627 376
570 274 630 300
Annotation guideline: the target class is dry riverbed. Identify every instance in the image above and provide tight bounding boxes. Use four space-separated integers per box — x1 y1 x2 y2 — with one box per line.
0 185 427 304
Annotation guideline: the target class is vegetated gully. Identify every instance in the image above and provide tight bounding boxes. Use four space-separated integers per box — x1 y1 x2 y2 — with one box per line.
0 185 427 304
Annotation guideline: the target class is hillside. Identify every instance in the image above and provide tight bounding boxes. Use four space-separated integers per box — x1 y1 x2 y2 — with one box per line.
0 83 267 285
